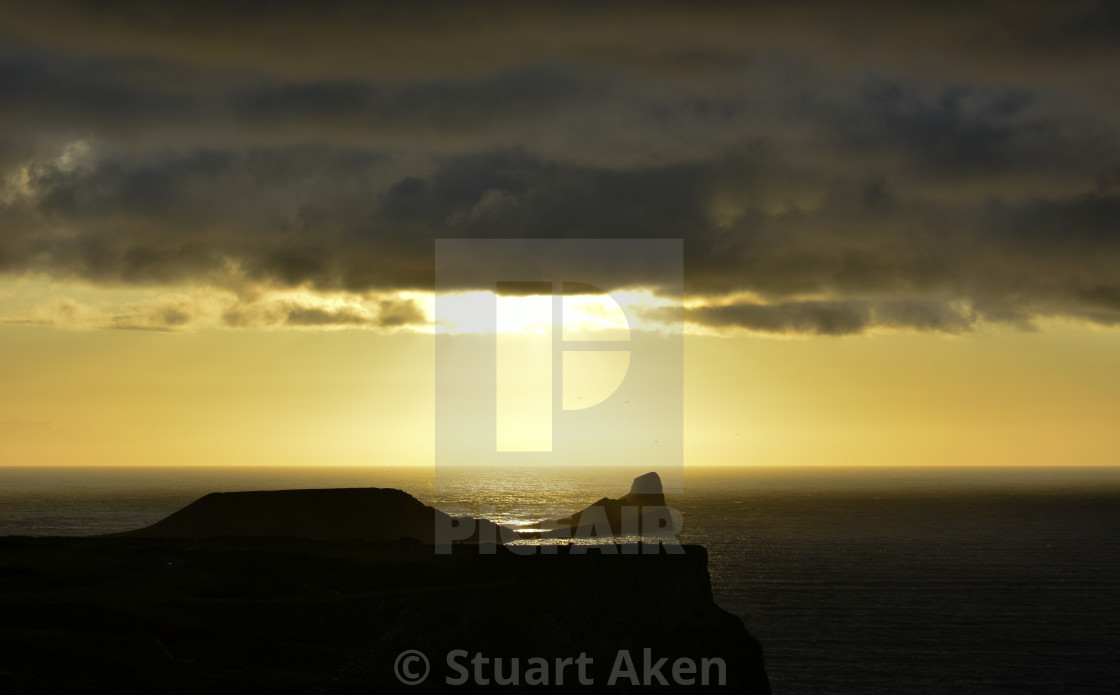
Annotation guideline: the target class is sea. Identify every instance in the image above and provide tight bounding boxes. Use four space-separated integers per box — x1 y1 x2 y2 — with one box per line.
1 465 1118 694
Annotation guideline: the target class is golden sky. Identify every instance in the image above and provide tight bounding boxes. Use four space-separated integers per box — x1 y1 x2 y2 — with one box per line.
2 3 1119 467
4 293 1119 466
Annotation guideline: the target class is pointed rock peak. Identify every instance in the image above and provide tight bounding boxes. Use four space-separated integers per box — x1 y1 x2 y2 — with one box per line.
628 471 663 496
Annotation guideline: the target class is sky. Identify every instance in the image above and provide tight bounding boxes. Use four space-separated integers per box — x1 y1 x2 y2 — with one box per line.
1 1 1119 467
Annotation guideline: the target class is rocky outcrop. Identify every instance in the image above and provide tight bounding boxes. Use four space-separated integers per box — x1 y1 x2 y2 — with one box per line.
626 470 668 498
556 471 678 537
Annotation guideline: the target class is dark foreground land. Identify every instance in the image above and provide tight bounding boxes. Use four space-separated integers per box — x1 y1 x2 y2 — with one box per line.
0 536 769 693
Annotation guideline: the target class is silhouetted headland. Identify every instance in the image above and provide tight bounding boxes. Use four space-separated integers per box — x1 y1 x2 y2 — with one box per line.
0 473 769 693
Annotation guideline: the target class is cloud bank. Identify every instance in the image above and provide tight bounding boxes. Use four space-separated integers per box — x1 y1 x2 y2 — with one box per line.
1 1 1118 335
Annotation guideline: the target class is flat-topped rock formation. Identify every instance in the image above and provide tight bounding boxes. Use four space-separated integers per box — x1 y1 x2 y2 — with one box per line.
121 487 501 544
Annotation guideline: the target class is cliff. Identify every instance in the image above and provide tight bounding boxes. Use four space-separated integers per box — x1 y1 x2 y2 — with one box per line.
0 479 770 693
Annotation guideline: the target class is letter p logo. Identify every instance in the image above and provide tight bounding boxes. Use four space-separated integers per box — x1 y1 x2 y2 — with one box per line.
495 281 632 452
435 239 683 496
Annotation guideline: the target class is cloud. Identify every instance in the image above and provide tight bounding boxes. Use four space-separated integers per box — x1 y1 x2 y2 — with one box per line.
376 298 427 327
12 295 202 332
284 306 370 327
4 284 429 332
2 1 1119 85
4 143 1120 333
107 296 196 332
675 298 976 336
221 295 428 330
0 2 1119 335
279 300 426 328
683 300 873 336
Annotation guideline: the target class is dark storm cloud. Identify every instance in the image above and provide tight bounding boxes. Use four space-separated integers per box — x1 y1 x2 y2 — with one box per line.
2 1 1119 83
796 78 1108 183
1 1 1119 334
0 49 608 150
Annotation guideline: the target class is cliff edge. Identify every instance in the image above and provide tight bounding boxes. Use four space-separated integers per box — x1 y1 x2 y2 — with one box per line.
0 476 770 693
